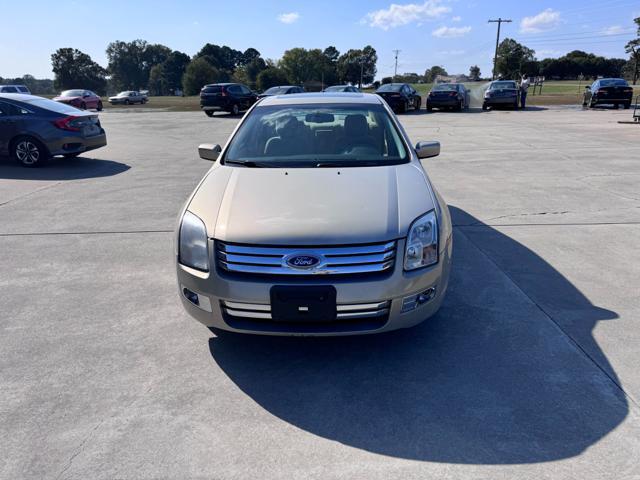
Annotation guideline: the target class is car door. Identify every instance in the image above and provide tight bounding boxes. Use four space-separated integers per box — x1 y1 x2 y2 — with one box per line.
0 100 17 154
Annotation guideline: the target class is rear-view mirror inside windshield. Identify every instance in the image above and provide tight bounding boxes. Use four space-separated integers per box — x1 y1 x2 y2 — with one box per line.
305 112 334 123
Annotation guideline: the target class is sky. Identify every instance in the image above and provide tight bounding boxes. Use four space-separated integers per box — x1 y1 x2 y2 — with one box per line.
1 0 638 80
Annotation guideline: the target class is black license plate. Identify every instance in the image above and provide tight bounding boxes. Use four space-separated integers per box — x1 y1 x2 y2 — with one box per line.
270 286 337 322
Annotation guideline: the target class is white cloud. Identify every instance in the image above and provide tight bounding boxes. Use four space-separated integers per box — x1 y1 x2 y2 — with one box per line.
451 16 461 22
432 25 472 38
364 1 450 30
278 12 300 24
601 25 625 35
520 8 561 33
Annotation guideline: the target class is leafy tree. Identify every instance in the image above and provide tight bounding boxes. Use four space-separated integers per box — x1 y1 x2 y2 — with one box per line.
495 38 536 79
280 48 319 85
240 48 261 66
381 76 393 84
336 46 377 87
256 67 289 91
0 75 55 95
182 58 222 95
424 66 448 82
106 40 171 90
51 48 107 94
469 65 481 81
194 43 243 72
624 17 640 84
323 46 340 64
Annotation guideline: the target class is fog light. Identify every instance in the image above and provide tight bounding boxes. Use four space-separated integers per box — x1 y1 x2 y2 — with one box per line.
181 285 213 312
183 287 199 306
401 287 437 313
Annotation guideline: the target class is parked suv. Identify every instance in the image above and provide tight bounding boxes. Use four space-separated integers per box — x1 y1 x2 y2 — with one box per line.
0 85 31 94
200 83 257 117
176 93 452 336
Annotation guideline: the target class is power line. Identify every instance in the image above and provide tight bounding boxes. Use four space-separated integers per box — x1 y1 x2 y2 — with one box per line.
488 18 512 79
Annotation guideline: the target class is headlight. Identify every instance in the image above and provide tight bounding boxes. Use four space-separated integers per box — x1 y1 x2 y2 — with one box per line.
404 211 438 271
179 211 209 271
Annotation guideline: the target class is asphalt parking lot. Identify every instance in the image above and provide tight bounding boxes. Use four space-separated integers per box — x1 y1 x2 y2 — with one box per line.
1 106 639 479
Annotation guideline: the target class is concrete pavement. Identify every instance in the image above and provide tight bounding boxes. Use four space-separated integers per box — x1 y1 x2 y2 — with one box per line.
1 105 639 479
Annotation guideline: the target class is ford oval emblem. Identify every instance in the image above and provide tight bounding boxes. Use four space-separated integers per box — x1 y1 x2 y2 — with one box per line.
285 254 321 269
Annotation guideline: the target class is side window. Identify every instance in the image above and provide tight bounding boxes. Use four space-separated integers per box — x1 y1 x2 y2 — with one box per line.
240 85 251 95
228 86 239 94
3 86 18 93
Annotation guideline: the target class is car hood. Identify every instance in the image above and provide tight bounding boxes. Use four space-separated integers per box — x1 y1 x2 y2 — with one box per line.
187 162 435 245
54 96 80 102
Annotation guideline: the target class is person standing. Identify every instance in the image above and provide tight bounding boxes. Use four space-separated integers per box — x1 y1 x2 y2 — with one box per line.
520 75 530 109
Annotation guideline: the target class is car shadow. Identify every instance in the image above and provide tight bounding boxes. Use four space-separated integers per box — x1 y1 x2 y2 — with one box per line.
207 206 624 464
0 156 130 180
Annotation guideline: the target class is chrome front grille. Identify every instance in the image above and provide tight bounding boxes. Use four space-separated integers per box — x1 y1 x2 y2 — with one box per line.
216 240 396 276
221 300 391 321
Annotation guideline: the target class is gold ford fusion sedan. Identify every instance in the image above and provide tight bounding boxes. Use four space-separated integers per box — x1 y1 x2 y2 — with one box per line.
176 93 452 336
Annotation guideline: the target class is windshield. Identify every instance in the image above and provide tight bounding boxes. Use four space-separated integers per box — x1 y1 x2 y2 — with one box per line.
325 86 348 92
433 84 458 92
61 90 84 97
599 79 628 87
117 91 131 96
264 87 290 95
490 81 517 90
377 84 402 92
223 103 408 168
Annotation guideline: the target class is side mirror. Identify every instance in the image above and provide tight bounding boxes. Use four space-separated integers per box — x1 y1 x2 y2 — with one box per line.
585 86 591 90
198 143 221 162
415 141 440 159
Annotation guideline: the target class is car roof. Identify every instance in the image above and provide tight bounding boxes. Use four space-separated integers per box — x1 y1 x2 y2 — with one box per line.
258 92 382 106
204 83 237 86
267 85 299 89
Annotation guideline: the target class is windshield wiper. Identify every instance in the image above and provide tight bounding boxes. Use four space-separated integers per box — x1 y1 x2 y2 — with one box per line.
224 159 266 168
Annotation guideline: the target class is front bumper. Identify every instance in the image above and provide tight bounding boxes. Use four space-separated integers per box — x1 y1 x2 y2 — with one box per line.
176 237 452 336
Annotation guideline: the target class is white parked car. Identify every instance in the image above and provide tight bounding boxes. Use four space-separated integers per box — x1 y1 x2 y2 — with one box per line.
108 91 147 105
0 84 31 94
176 93 452 336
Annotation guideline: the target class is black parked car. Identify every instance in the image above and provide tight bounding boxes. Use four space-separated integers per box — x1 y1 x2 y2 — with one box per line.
257 85 305 99
427 83 469 111
375 83 421 113
200 83 257 117
0 94 106 167
583 78 634 109
482 80 519 110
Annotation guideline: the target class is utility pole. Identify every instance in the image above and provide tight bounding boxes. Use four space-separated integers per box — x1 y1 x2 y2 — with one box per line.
488 18 511 79
393 49 401 80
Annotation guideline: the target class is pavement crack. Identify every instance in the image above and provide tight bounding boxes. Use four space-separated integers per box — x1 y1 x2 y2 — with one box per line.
0 181 63 208
456 226 640 409
54 419 104 480
0 229 172 237
483 210 571 222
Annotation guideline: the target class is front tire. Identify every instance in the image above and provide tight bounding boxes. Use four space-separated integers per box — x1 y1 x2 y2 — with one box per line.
97 101 103 111
124 99 130 105
426 103 433 112
231 103 240 116
80 102 86 110
205 110 215 117
482 102 488 111
12 136 48 167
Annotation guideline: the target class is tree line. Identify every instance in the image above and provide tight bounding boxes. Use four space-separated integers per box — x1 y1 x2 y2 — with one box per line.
493 17 639 83
47 41 378 96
